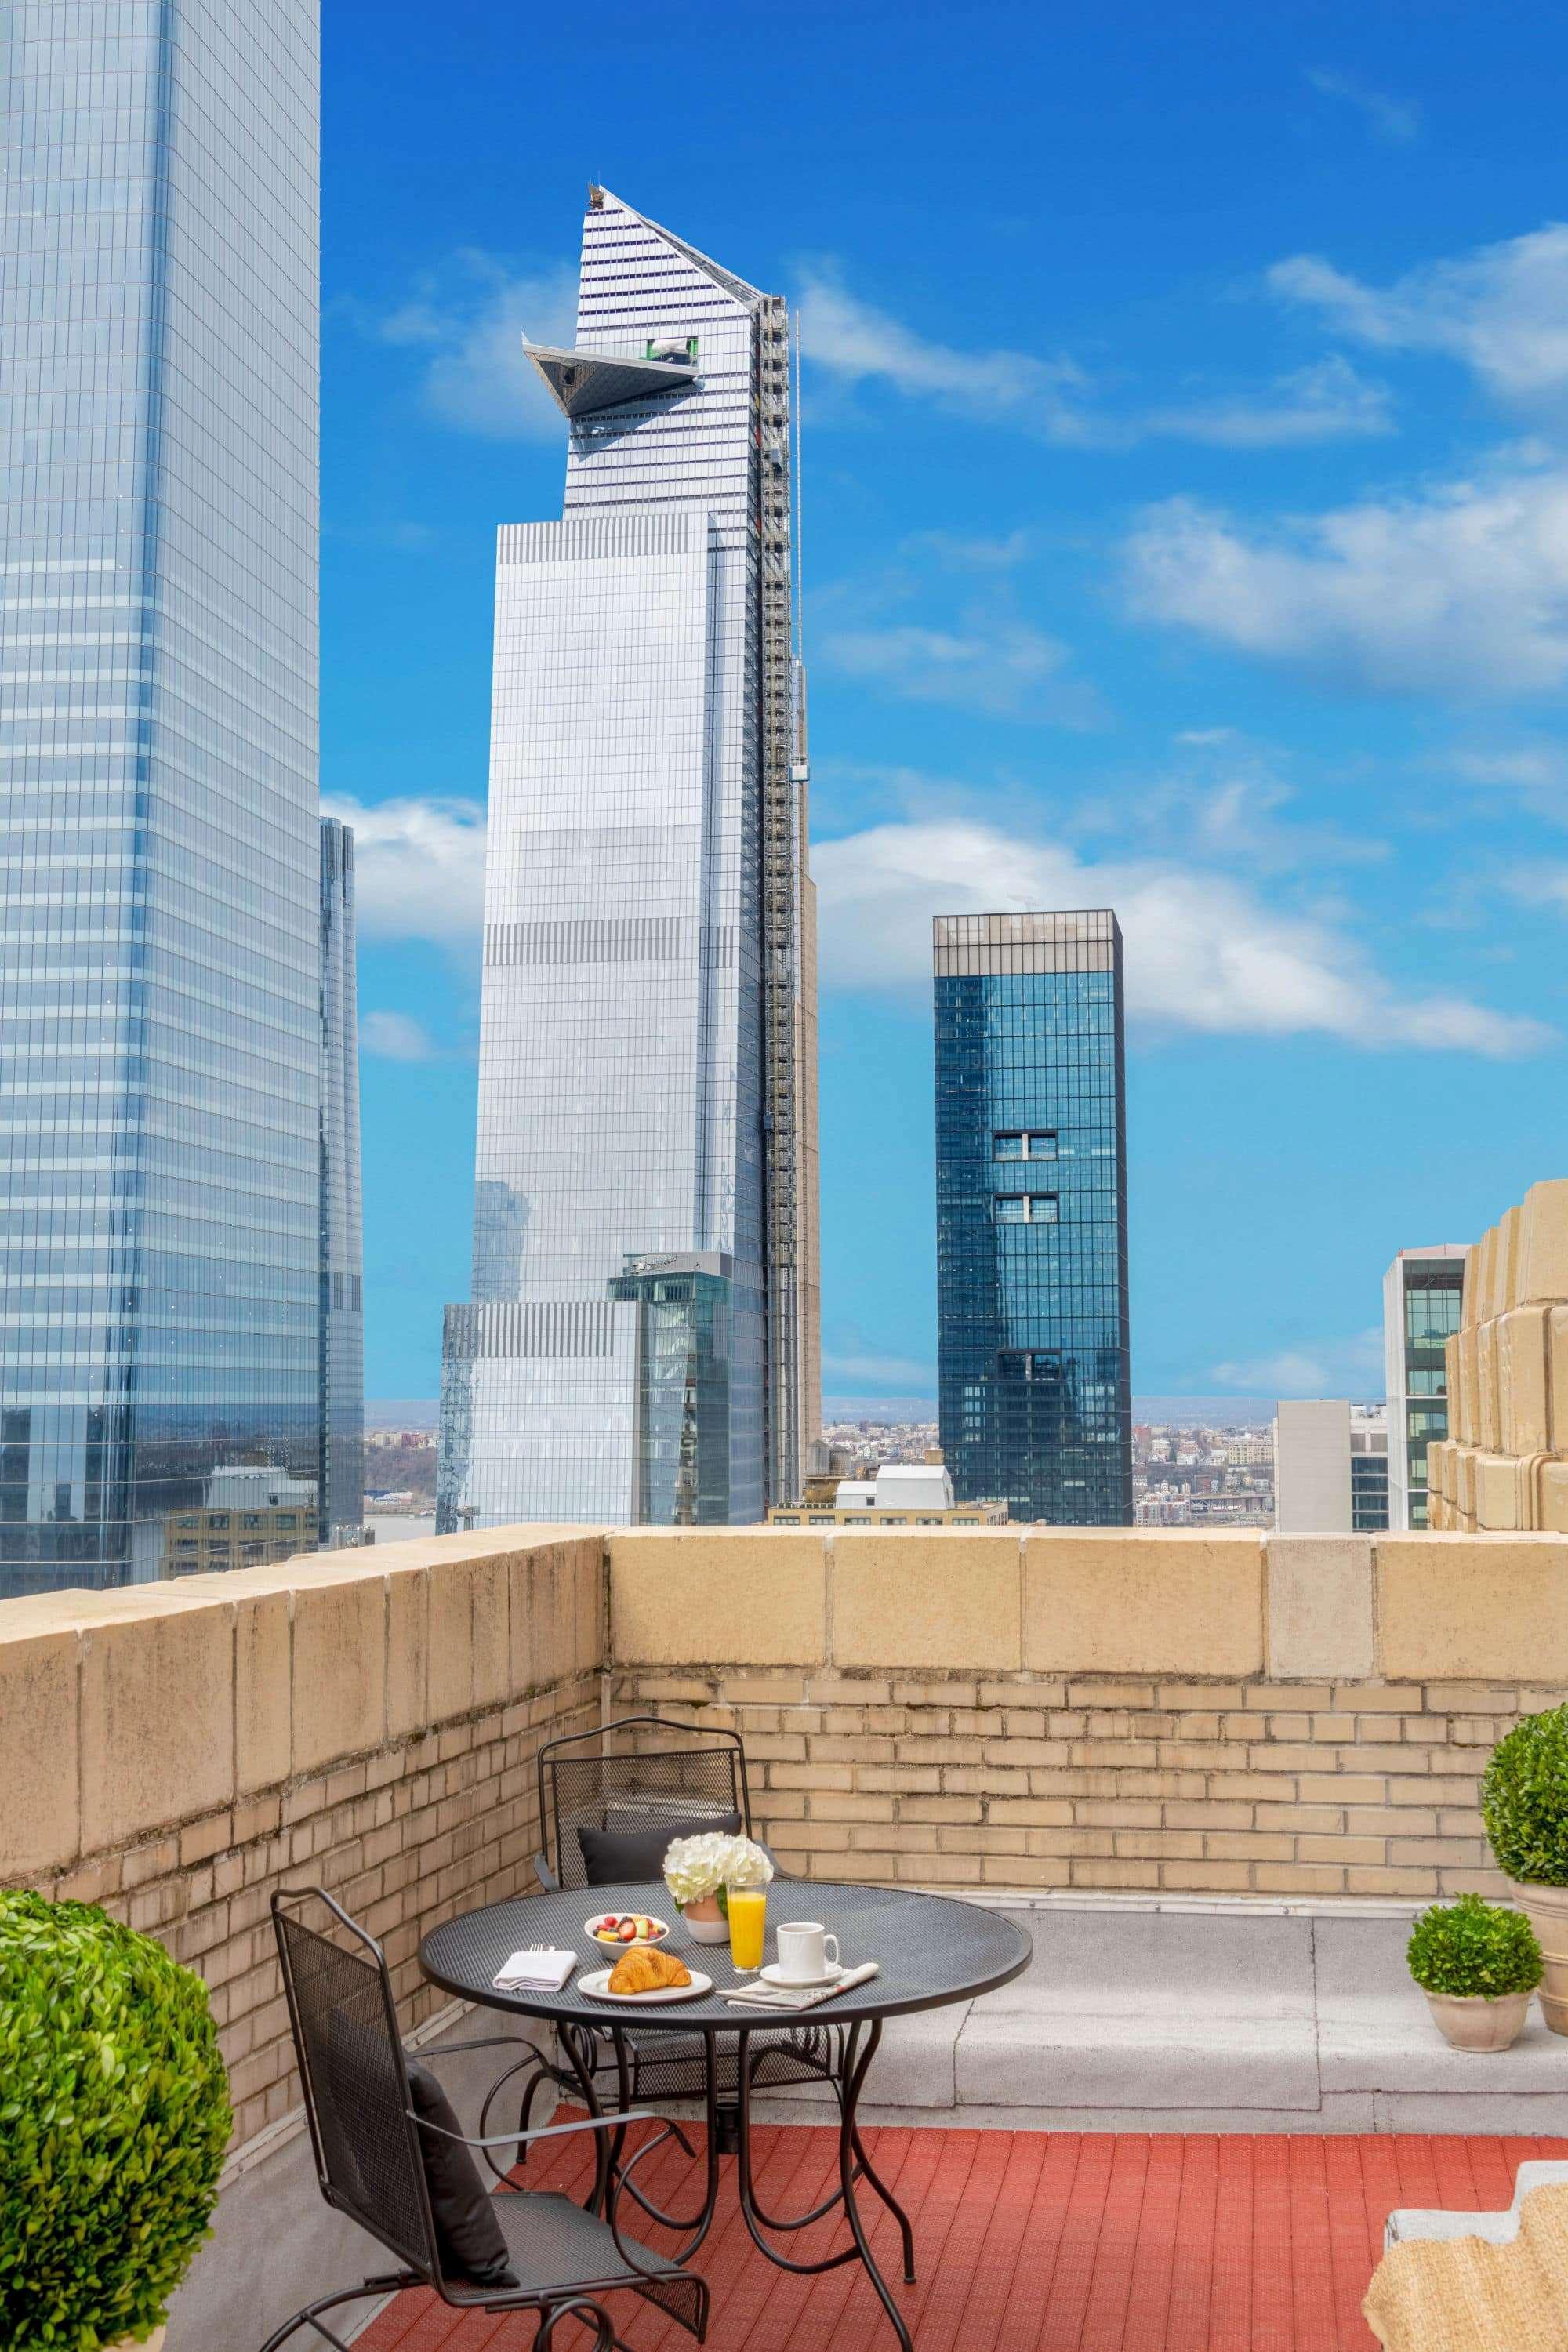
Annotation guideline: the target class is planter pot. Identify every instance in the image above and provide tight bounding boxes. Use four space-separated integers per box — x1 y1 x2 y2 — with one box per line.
1422 1988 1533 2052
678 1894 730 1945
1508 1880 1568 2035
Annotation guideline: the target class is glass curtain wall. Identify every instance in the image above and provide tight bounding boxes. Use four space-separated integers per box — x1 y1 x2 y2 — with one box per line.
318 818 363 1546
935 912 1132 1526
0 1 321 1594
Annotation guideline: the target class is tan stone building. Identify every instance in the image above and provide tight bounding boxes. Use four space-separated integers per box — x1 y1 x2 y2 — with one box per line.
1428 1178 1568 1530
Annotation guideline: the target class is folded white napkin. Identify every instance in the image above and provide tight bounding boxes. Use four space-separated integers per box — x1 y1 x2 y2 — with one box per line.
724 1961 880 2011
492 1947 575 1991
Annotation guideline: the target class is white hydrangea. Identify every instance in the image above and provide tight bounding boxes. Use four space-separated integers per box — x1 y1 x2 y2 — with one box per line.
662 1831 775 1904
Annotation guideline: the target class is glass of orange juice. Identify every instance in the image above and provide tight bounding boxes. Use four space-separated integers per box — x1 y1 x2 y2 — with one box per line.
727 1884 767 1970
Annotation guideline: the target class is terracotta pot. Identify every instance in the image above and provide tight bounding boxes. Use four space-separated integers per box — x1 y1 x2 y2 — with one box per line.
1423 1988 1532 2052
1508 1880 1568 2034
679 1893 729 1945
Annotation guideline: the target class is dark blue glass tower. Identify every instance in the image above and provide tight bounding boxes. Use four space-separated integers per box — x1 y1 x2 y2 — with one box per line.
935 912 1131 1525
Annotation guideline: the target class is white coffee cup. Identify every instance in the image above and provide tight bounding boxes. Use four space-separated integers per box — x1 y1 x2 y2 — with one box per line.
775 1921 840 1984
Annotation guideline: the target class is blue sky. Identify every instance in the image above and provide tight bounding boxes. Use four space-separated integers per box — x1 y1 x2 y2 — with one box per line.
325 0 1568 1407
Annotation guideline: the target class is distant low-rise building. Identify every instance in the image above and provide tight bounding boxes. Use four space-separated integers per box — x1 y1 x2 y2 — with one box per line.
769 1461 1008 1526
1274 1401 1388 1533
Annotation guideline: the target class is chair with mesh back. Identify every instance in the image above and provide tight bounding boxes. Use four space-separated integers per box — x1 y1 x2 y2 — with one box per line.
262 1886 707 2352
503 1715 835 2133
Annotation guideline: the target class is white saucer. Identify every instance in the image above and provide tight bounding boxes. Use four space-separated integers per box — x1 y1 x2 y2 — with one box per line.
760 1960 845 1991
580 1965 712 2005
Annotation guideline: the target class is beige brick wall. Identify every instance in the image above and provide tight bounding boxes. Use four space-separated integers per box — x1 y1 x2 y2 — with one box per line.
2 1530 605 2154
608 1525 1568 1907
6 1517 1568 2165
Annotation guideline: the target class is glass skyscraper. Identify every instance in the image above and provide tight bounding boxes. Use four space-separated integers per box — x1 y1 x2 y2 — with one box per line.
0 2 351 1595
934 911 1131 1525
318 818 363 1548
438 186 819 1530
1383 1246 1467 1529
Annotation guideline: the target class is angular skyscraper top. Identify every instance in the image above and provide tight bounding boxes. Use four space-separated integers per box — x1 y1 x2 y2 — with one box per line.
934 911 1131 1525
439 188 819 1529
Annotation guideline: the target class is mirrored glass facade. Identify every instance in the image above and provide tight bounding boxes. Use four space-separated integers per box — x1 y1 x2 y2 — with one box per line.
438 188 818 1531
935 912 1132 1526
0 1 328 1595
1382 1246 1467 1529
318 818 363 1546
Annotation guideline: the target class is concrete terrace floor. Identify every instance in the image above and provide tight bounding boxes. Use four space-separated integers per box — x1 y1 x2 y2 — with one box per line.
749 1897 1568 2136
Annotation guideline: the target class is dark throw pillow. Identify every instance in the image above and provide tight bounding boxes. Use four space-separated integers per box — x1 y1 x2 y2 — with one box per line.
405 2057 518 2288
319 2008 517 2288
576 1808 742 1888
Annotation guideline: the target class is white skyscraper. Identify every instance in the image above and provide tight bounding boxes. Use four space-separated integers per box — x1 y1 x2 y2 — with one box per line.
438 188 819 1529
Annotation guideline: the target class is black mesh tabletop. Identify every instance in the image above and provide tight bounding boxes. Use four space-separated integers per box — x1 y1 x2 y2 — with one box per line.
420 1880 1031 2031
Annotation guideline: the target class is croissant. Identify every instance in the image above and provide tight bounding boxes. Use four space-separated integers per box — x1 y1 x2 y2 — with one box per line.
608 1944 693 1994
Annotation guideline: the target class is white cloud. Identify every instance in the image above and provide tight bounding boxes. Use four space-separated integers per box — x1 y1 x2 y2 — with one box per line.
1122 463 1568 695
368 252 578 438
812 816 1548 1055
819 619 1087 721
800 271 1390 448
1137 356 1392 448
1212 1327 1386 1396
1447 746 1568 789
798 270 1093 439
1268 225 1568 412
1303 68 1421 144
325 794 486 955
361 1010 440 1062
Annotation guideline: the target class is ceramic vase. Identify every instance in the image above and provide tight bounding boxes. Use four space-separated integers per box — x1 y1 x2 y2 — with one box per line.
1423 1988 1532 2052
1508 1880 1568 2034
679 1893 729 1944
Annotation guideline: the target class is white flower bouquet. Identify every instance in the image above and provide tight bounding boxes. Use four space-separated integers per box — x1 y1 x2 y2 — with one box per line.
662 1832 774 1938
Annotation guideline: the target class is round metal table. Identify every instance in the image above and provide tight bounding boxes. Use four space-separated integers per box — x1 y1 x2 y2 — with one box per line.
421 1878 1032 2350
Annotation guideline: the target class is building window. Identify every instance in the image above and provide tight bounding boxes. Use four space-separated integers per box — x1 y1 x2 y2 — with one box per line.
995 1194 1058 1224
994 1131 1056 1160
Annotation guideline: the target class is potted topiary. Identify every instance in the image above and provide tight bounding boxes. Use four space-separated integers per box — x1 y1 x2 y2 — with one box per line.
1482 1701 1568 2035
0 1891 231 2348
1406 1893 1543 2051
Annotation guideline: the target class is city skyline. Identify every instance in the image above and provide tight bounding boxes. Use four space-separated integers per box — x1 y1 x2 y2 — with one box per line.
0 0 361 1593
318 3 1568 1417
436 191 818 1528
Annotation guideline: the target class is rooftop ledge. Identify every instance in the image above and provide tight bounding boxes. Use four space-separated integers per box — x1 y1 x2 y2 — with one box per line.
5 1523 1568 2158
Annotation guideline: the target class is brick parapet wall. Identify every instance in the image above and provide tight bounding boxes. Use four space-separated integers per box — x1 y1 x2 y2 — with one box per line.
7 1519 1568 2160
607 1523 1568 1906
610 1664 1543 1903
2 1530 605 2156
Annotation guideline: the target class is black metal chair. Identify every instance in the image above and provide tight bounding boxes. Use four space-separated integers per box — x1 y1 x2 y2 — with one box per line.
490 1715 837 2151
533 1715 760 1896
263 1886 707 2352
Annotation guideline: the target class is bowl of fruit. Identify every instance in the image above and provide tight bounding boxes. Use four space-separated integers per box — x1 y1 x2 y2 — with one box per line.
587 1911 670 1949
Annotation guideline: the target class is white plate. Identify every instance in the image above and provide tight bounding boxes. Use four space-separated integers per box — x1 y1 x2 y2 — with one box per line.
760 1960 846 1992
585 1912 670 1948
581 1965 712 2005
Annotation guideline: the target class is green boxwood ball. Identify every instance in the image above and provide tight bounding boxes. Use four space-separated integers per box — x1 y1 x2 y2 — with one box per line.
1406 1893 1543 1999
0 1892 231 2348
1482 1704 1568 1886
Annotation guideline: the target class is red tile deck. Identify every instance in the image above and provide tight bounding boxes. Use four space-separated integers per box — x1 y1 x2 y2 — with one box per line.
355 2122 1568 2351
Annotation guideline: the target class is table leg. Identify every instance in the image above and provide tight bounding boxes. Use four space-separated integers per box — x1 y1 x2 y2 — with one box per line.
597 2027 722 2258
733 2020 916 2351
557 2024 612 2217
